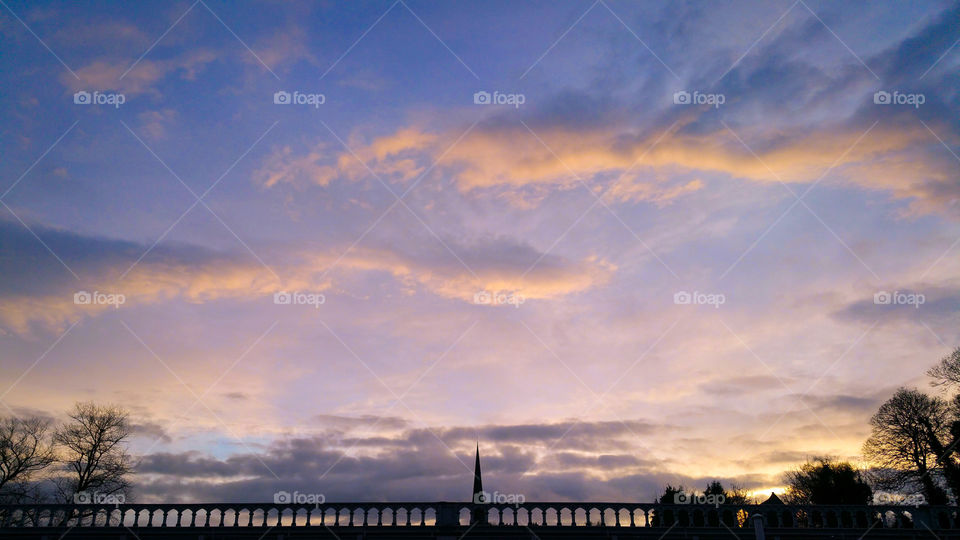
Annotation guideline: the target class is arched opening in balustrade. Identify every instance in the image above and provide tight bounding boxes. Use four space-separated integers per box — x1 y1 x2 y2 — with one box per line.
423 507 436 526
218 508 234 527
720 508 738 527
455 507 469 525
134 508 152 527
380 507 395 526
617 508 631 526
45 507 66 527
541 507 556 526
633 508 648 527
529 507 544 526
289 508 305 526
33 508 50 527
599 508 613 526
574 507 588 526
235 508 251 527
263 508 278 527
588 508 601 526
499 507 513 526
250 508 265 527
394 507 407 526
559 507 573 526
59 507 75 527
174 508 190 527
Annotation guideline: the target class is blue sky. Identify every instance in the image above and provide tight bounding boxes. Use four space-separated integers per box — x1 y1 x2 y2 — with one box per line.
1 0 959 502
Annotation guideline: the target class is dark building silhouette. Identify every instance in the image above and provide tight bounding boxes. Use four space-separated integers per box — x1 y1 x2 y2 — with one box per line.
472 442 484 503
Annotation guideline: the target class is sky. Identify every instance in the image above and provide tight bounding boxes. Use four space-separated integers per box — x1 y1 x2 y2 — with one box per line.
1 0 959 504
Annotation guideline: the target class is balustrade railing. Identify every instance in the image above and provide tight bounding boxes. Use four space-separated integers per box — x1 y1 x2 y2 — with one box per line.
0 502 956 530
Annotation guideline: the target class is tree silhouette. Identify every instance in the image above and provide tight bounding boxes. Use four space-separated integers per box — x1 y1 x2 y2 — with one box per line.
0 416 55 503
863 389 949 504
52 402 133 503
782 457 872 504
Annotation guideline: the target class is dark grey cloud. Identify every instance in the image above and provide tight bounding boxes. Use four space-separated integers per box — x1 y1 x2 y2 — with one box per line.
130 420 173 444
834 285 960 327
130 415 795 504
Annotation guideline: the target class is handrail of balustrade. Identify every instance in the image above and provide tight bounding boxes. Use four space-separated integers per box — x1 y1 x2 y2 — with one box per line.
0 502 955 529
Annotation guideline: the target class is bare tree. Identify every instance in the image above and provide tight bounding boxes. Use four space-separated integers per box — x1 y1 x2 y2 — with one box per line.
863 388 949 504
52 402 133 503
927 348 960 389
0 416 55 503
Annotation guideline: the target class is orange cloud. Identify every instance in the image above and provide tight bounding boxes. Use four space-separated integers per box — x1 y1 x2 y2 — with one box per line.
257 119 958 215
0 238 613 335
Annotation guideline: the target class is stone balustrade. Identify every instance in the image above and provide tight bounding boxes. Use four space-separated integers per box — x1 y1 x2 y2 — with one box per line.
0 502 956 531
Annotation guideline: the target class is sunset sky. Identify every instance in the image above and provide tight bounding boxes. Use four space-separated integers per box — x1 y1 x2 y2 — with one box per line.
1 0 959 503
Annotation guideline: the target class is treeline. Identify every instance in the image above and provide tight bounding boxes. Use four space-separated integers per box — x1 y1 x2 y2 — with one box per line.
658 347 960 507
0 402 133 504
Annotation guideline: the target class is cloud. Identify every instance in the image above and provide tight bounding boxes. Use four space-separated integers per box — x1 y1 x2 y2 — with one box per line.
131 415 795 503
834 284 960 327
254 110 957 215
252 4 960 216
60 49 219 96
0 219 613 335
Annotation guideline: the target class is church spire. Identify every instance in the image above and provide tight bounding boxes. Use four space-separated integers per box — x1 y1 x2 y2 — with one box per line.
472 442 484 503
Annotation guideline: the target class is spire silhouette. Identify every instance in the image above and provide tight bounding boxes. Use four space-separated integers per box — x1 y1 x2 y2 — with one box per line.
472 442 484 503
